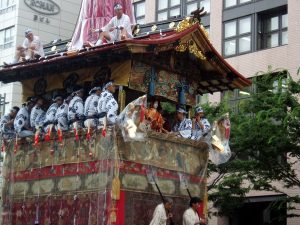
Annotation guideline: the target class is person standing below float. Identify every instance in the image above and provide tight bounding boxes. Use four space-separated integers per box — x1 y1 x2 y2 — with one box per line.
0 106 20 139
14 97 36 137
191 106 211 140
149 197 174 225
30 97 46 130
97 81 118 129
68 86 85 129
172 106 192 138
55 95 69 131
84 86 102 129
92 3 133 46
183 197 206 225
22 29 45 59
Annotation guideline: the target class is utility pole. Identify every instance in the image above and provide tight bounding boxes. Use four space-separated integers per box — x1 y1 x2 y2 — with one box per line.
0 93 8 117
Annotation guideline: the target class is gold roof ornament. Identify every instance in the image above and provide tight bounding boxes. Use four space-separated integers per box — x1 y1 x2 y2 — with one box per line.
175 7 207 33
151 25 157 32
175 17 195 33
175 40 206 61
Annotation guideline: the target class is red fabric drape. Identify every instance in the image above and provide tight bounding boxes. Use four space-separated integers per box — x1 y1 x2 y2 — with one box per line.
70 0 135 49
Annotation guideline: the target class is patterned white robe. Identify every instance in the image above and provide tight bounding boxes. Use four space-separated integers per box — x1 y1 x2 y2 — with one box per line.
55 103 69 131
97 90 118 126
44 103 58 132
84 93 99 128
173 118 192 138
149 203 167 225
0 114 15 139
30 105 46 128
14 107 31 134
68 95 84 127
191 118 211 140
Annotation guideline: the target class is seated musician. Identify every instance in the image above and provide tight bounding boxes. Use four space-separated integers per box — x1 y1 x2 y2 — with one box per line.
92 3 133 46
145 99 167 132
172 106 192 138
191 106 211 140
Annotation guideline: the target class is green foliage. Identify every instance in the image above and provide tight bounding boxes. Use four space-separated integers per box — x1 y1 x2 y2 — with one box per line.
206 68 300 218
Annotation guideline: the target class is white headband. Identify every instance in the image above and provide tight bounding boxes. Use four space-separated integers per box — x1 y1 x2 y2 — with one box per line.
114 3 122 10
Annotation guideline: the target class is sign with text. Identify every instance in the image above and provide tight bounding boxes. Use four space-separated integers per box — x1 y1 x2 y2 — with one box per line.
24 0 60 15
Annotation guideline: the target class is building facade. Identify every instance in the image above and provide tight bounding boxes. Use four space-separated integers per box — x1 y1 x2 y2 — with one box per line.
131 0 298 225
0 0 81 114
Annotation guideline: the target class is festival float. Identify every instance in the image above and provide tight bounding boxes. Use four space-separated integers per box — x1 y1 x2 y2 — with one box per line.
0 5 251 225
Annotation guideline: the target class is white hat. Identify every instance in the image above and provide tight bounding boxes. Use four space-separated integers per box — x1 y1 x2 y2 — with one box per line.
89 86 102 95
177 106 187 114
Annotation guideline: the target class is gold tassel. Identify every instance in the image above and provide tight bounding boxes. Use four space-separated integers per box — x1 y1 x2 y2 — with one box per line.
111 143 120 200
118 86 126 112
111 177 120 200
110 209 117 223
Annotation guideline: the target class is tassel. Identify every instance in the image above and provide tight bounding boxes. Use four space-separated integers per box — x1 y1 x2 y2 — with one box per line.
74 128 79 141
110 210 117 223
14 135 18 154
57 128 63 143
44 125 53 142
34 130 40 147
86 122 91 141
101 129 106 137
102 117 107 137
1 142 6 152
111 177 120 200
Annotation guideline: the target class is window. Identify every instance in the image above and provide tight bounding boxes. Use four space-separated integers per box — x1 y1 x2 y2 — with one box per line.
156 0 210 22
223 16 252 57
224 0 251 9
0 26 15 49
0 0 16 14
186 0 210 15
134 1 146 24
258 8 288 50
0 0 15 9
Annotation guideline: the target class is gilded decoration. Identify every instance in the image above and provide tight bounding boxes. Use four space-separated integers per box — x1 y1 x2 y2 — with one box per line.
129 61 197 105
175 17 196 33
175 40 206 61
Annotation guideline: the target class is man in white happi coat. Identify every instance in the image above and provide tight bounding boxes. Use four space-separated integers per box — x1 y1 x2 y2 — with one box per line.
172 106 192 138
92 3 133 45
191 106 211 140
22 29 45 59
84 86 102 129
14 97 36 137
183 197 205 225
149 198 173 225
97 81 118 128
0 106 19 139
55 96 69 131
43 95 62 132
30 98 46 130
68 86 85 129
